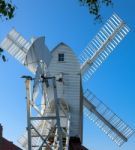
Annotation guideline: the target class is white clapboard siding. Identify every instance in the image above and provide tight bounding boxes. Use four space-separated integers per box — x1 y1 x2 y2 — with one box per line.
48 42 83 138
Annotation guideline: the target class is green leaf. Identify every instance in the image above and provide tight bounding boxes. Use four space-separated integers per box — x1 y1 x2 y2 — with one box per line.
2 55 6 62
0 0 15 20
0 48 3 52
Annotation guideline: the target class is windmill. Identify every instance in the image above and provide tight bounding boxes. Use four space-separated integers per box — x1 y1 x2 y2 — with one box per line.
0 13 134 150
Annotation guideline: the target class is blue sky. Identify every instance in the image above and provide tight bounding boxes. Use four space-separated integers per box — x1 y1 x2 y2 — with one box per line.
0 0 135 150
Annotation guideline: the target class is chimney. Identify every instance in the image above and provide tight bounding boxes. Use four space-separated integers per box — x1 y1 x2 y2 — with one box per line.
0 124 3 138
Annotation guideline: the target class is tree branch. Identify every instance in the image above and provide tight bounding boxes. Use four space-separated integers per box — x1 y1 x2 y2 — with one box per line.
0 0 15 20
79 0 113 21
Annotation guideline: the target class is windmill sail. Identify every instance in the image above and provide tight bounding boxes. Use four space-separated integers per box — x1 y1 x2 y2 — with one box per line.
0 28 52 74
79 13 130 80
0 28 32 65
83 89 134 146
24 37 51 73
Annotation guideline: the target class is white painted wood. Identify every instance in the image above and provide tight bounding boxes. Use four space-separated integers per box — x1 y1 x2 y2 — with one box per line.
48 42 83 138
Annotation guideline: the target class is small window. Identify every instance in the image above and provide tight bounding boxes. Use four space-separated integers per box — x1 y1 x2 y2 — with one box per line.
58 53 64 62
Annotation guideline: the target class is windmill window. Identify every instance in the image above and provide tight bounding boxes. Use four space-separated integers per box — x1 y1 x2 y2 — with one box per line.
58 53 64 62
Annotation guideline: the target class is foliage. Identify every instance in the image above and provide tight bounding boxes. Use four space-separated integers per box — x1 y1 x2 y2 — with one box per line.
0 48 6 62
0 0 15 61
0 0 15 20
79 0 113 21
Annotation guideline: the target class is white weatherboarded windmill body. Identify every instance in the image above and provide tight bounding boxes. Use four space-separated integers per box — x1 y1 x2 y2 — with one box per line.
0 13 134 150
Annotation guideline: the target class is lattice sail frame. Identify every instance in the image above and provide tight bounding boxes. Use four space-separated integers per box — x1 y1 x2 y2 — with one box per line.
79 13 130 80
83 89 135 146
0 28 32 65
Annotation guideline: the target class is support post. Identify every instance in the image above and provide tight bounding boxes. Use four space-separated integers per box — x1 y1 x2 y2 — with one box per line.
65 113 70 150
25 79 32 150
53 77 63 150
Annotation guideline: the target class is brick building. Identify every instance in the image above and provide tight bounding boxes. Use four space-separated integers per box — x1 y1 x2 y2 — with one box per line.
0 124 22 150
